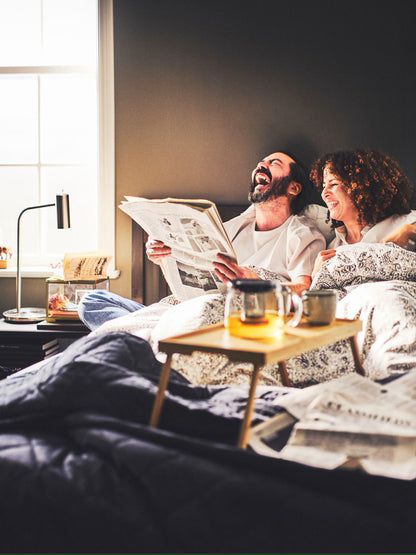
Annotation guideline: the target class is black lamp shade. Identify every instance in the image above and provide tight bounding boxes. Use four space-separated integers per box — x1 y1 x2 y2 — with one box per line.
56 193 70 229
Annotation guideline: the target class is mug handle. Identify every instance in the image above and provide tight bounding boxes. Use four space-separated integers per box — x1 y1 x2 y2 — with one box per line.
285 292 303 327
302 295 309 317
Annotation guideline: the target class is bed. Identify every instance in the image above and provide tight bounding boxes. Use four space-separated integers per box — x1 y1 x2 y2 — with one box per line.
0 331 414 552
96 238 416 388
1 206 415 551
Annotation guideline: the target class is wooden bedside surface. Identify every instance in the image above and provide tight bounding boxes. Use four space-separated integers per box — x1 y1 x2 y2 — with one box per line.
0 319 89 340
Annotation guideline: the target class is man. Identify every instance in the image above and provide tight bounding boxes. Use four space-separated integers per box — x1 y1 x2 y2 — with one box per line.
79 151 329 330
148 151 327 295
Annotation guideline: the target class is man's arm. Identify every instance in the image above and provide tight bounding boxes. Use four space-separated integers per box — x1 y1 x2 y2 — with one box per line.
213 254 311 294
285 230 326 291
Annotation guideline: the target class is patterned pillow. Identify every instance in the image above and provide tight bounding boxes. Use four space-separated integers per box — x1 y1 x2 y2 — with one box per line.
312 242 416 296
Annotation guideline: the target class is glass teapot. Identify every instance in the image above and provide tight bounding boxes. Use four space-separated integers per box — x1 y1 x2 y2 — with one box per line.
224 278 302 339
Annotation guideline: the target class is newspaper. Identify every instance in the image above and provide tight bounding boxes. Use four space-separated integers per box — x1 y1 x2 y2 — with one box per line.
248 373 416 480
119 196 237 300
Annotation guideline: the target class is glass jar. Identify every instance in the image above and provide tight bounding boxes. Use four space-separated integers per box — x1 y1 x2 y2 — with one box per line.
224 279 302 339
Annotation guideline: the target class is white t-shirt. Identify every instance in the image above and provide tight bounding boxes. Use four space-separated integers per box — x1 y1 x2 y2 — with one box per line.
224 208 326 281
329 210 416 248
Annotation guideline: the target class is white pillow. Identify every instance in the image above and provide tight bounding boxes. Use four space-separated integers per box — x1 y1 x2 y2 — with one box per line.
301 203 334 245
149 293 225 349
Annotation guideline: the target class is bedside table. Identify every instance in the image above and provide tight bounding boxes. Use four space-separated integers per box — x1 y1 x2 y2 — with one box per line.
0 318 89 370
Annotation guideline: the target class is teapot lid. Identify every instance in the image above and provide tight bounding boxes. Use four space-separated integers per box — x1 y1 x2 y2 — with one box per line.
230 278 279 292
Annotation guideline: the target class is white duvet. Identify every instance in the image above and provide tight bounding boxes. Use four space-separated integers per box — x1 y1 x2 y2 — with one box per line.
93 242 416 387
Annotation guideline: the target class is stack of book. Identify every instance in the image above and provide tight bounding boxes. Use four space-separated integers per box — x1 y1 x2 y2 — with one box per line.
0 338 60 370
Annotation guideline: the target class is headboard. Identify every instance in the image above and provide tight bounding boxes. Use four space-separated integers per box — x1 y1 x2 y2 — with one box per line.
131 203 248 305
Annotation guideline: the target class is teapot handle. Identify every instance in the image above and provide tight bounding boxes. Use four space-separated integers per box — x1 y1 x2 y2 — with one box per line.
286 292 303 327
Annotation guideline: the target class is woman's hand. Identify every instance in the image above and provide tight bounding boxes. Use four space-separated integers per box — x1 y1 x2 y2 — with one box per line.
381 223 416 249
145 237 172 266
311 249 336 278
281 275 311 296
213 253 260 283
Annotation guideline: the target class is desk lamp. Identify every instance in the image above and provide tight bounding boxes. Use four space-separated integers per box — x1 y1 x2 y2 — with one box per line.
3 194 70 323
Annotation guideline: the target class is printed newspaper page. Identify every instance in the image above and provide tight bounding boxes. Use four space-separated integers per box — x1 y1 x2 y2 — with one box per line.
119 196 237 300
248 373 416 480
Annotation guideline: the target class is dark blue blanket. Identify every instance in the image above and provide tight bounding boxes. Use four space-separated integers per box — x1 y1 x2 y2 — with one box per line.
0 332 414 552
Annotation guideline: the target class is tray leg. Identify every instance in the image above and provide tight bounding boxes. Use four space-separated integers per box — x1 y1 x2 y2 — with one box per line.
238 363 263 448
348 335 365 376
149 353 173 427
278 360 291 387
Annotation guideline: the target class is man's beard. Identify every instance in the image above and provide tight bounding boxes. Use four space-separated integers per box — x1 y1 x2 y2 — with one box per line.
248 174 292 204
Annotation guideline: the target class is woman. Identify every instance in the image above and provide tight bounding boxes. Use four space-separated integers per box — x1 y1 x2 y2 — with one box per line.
310 149 416 275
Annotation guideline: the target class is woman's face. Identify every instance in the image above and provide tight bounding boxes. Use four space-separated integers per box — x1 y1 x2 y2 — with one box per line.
321 166 359 223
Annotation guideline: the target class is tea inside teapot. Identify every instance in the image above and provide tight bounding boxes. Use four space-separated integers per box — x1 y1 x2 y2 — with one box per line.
224 279 285 339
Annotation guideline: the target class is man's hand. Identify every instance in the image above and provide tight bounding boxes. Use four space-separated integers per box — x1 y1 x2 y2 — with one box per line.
311 248 336 278
145 237 172 266
381 223 416 249
213 253 260 283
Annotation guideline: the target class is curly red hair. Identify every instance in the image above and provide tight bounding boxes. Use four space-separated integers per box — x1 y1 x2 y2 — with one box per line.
310 149 415 226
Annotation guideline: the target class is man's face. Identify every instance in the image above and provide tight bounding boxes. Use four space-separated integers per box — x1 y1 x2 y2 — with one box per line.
249 151 295 203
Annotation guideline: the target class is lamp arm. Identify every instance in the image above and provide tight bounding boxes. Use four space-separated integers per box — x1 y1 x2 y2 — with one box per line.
16 203 55 313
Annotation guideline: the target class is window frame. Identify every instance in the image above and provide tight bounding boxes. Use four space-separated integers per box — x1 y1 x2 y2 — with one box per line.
97 0 115 266
0 0 115 276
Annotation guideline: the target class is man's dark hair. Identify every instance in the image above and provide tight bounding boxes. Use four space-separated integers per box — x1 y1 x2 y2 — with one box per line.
283 151 324 214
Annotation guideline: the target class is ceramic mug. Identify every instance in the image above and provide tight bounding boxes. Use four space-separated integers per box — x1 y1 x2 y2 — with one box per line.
301 289 337 325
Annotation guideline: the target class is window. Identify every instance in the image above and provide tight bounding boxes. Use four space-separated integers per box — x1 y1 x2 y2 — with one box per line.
0 0 114 268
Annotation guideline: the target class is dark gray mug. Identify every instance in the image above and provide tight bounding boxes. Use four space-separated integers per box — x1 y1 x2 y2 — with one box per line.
301 289 337 325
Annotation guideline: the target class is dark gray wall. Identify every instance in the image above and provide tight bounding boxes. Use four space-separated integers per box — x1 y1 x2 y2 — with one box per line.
112 0 416 296
114 0 416 194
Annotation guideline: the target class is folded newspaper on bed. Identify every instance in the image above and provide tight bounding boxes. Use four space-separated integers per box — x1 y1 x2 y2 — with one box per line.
119 196 237 301
248 372 416 480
